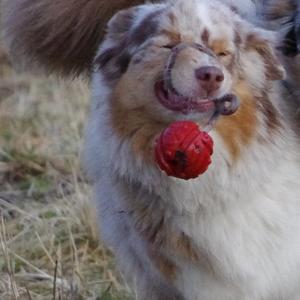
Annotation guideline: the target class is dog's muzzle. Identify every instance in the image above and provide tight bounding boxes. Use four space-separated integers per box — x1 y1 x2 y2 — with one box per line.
155 42 240 117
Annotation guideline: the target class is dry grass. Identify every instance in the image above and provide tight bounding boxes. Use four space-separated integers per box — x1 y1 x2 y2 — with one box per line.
0 47 132 299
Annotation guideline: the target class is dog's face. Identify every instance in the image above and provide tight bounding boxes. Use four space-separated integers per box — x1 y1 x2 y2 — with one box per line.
96 0 284 128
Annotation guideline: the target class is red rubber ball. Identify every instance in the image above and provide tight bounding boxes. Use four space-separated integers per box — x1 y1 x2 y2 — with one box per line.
155 121 214 180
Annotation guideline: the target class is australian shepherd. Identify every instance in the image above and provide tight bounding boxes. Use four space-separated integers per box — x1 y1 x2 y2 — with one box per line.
4 0 300 299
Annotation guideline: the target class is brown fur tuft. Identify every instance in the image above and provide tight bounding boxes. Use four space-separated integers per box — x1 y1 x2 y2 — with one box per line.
216 80 258 161
3 0 144 75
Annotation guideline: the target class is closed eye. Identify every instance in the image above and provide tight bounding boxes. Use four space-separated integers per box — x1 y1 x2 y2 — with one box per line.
217 51 232 57
162 44 177 50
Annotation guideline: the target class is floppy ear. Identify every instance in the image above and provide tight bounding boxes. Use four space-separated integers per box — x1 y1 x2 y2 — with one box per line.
95 5 163 80
106 7 139 40
245 29 286 81
95 7 138 80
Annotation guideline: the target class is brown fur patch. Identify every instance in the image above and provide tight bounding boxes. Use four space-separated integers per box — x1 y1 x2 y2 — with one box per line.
211 38 235 71
161 30 182 44
215 81 258 161
125 186 200 264
134 202 200 262
201 28 210 45
246 34 285 81
148 249 178 281
257 93 282 134
168 232 199 262
4 0 147 75
110 104 163 162
210 39 230 56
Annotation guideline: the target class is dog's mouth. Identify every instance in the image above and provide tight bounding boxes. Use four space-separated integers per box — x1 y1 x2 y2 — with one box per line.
155 80 239 116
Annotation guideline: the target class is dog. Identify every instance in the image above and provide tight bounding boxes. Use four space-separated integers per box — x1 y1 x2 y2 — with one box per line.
4 0 300 299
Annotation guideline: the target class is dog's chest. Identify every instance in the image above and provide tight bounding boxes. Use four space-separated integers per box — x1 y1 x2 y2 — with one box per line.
169 169 300 300
171 196 300 299
164 141 300 299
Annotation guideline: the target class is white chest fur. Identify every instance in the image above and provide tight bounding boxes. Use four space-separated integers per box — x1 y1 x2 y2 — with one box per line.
169 137 300 299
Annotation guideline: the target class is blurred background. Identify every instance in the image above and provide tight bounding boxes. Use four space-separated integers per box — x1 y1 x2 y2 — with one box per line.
0 4 131 300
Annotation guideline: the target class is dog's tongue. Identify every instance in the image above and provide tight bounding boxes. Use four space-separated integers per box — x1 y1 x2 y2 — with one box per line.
155 121 213 180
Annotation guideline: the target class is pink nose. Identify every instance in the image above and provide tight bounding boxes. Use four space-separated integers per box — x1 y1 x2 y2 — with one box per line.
195 66 224 94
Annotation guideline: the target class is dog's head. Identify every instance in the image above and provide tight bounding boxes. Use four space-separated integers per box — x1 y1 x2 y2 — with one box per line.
96 0 284 126
94 0 285 162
